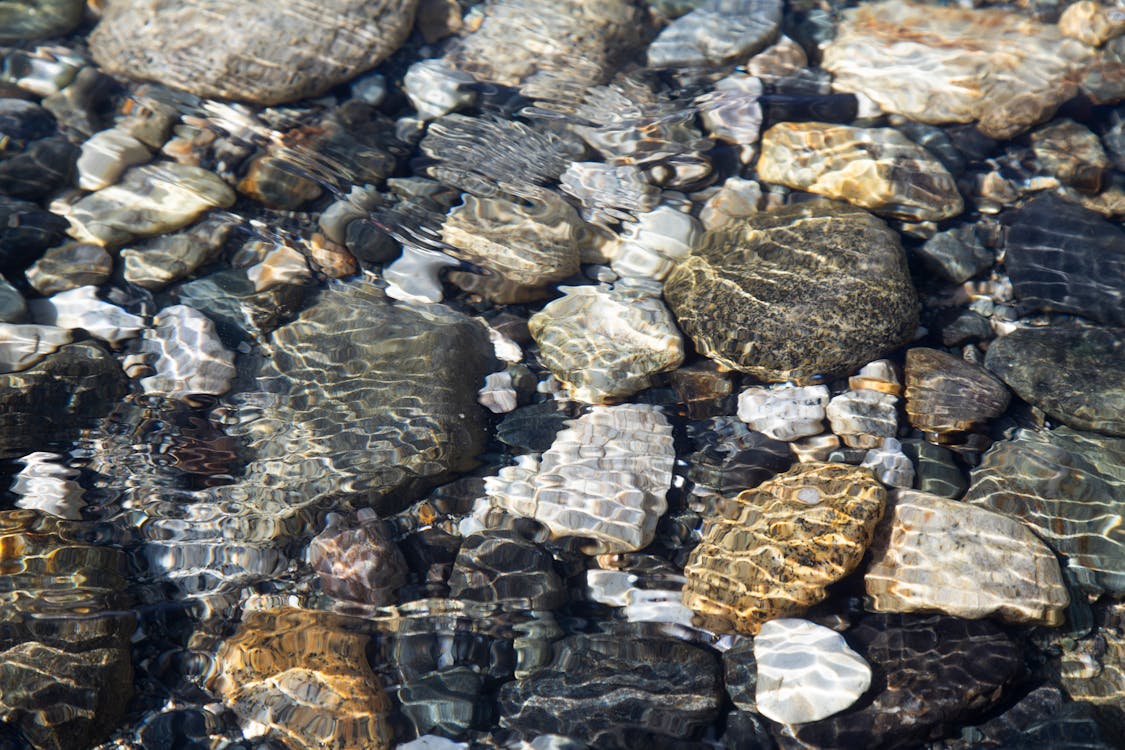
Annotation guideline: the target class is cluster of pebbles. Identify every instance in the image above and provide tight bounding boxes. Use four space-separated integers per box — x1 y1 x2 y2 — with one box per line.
1 0 1125 748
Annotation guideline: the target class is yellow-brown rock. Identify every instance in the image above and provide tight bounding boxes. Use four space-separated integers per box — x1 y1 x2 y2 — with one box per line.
1029 119 1110 193
822 0 1106 139
209 607 394 750
756 122 963 222
865 491 1069 626
682 462 885 635
1060 1 1125 47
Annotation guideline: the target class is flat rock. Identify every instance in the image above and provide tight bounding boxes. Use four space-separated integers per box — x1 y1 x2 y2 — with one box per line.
776 614 1021 749
964 426 1125 596
865 490 1069 625
646 0 782 68
0 323 72 373
89 0 419 105
65 163 235 248
484 404 675 554
499 631 722 748
121 215 235 291
757 123 963 222
136 304 237 401
904 347 1010 437
1003 195 1125 325
0 196 70 270
209 607 394 750
25 241 114 295
529 281 684 404
0 0 84 43
682 462 885 634
986 326 1125 437
664 201 918 383
822 0 1108 139
754 618 872 725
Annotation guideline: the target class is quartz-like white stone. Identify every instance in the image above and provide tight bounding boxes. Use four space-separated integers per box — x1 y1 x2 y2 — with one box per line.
826 388 899 449
754 618 872 724
737 384 829 441
137 305 237 401
384 244 463 304
861 437 915 489
404 58 477 120
77 127 153 191
608 203 700 281
478 370 518 414
11 451 85 520
29 286 144 345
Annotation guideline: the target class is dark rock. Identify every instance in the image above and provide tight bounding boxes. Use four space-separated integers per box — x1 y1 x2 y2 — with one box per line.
686 417 792 499
0 196 69 272
89 0 420 105
308 510 408 605
721 710 777 750
1004 195 1125 325
964 426 1125 597
904 347 1010 437
664 200 919 383
497 401 578 453
0 135 79 200
997 701 1121 750
448 530 566 610
722 638 758 712
499 631 723 748
0 341 127 458
776 614 1021 750
900 439 966 498
25 241 114 295
939 309 993 346
398 666 488 739
985 326 1125 437
172 267 308 343
914 225 992 284
0 0 84 43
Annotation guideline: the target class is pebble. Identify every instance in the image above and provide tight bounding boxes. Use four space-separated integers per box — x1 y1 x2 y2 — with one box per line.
559 162 661 226
1029 119 1110 193
646 0 782 68
664 201 919 382
404 59 477 120
1059 0 1125 47
120 214 235 290
985 325 1125 437
736 384 829 442
900 438 966 499
682 462 885 634
607 203 700 282
10 450 85 520
964 426 1125 597
528 281 684 404
904 347 1010 438
208 607 394 750
0 0 85 43
0 323 72 373
399 667 486 739
25 241 114 295
448 529 566 610
913 225 992 285
754 618 872 725
65 163 235 248
685 418 792 503
1003 194 1125 326
0 196 70 269
136 304 237 401
30 286 145 345
756 122 964 222
860 437 915 490
483 404 674 554
865 490 1070 625
0 133 79 201
826 388 898 450
307 510 408 605
89 0 420 105
76 127 153 191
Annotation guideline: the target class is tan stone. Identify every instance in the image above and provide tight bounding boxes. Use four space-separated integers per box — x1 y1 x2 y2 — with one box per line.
756 122 963 222
865 491 1070 626
1060 1 1125 47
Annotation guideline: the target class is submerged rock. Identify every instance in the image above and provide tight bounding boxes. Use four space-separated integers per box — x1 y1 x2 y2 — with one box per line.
985 326 1125 437
308 511 408 605
904 348 1010 438
822 0 1111 139
499 631 722 748
1003 195 1125 326
135 304 236 401
529 281 684 404
682 462 885 634
0 0 84 43
483 404 675 554
754 619 872 725
25 242 114 295
209 607 394 750
448 529 565 610
865 490 1069 626
0 323 72 373
736 384 829 442
964 426 1125 596
647 0 782 68
756 122 963 222
664 201 918 383
90 0 419 105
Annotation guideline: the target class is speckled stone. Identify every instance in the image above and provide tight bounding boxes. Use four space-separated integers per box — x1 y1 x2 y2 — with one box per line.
682 462 885 634
1003 195 1125 326
664 201 918 383
865 490 1069 625
499 631 722 748
985 326 1125 437
90 0 419 105
964 426 1125 596
756 122 963 222
209 607 394 750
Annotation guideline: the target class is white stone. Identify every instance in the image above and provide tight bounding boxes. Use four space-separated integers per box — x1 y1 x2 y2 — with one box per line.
608 203 700 281
384 244 463 303
246 244 312 292
826 388 899 449
485 404 675 553
137 305 237 401
700 176 763 230
737 384 829 441
404 58 477 120
11 451 85 520
861 437 915 489
754 618 872 725
0 323 72 373
478 371 518 414
77 127 153 191
29 286 144 345
698 73 764 158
